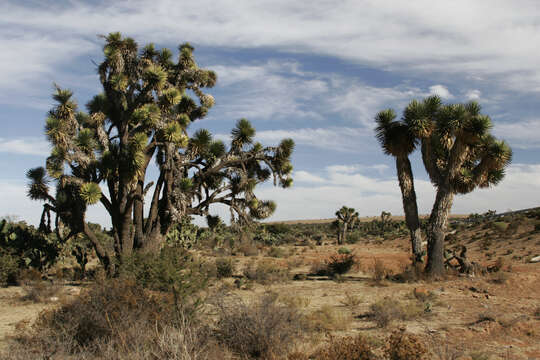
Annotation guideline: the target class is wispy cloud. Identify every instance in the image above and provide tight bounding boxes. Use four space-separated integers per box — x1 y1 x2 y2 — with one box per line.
493 119 540 149
429 85 453 99
0 138 50 156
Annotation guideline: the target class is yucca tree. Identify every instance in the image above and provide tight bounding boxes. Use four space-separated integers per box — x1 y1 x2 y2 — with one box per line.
27 33 294 273
334 206 359 244
374 110 423 262
403 96 512 275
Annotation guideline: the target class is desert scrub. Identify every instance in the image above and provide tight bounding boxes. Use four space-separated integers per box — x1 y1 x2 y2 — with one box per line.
243 259 291 284
325 253 358 276
21 281 62 303
2 279 214 359
307 305 352 332
214 293 306 359
385 330 428 360
339 292 364 308
215 257 235 278
370 298 425 328
371 257 388 282
0 253 19 286
313 335 376 360
267 246 288 258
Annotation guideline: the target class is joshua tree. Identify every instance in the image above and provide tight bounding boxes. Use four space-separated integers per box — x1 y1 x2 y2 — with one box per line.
375 110 423 262
27 33 294 273
380 211 392 234
403 96 512 275
334 206 359 244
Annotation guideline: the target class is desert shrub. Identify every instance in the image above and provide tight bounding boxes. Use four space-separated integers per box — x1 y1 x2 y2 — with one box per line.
307 305 352 332
215 257 235 278
326 253 357 276
279 295 311 309
119 246 207 297
243 260 290 284
492 221 509 232
372 258 388 282
237 241 259 256
310 260 329 276
0 253 19 286
3 279 214 359
370 298 424 328
313 335 375 360
385 330 428 360
21 281 62 303
339 292 363 308
268 246 288 258
214 293 306 359
346 231 362 244
338 247 352 254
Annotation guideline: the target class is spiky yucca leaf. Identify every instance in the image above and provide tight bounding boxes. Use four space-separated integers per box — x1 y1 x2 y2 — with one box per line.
179 178 193 192
77 128 97 152
80 182 102 205
143 63 167 89
163 123 187 146
250 200 276 219
159 88 182 107
279 138 295 158
209 140 226 158
232 118 255 146
190 129 212 154
26 167 50 201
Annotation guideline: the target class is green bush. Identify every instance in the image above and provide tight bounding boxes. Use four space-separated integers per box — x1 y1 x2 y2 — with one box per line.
0 253 19 286
119 246 207 303
338 247 352 254
326 253 357 276
243 260 290 284
215 257 235 278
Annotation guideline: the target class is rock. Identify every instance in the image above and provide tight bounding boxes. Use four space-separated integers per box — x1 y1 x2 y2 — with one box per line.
530 255 540 263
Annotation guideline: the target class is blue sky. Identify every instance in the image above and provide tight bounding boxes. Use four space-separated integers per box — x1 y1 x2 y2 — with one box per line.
1 0 540 226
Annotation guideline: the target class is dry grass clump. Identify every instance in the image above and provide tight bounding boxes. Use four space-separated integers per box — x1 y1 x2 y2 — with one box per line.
385 330 428 360
243 259 291 284
369 298 425 328
2 279 215 360
214 293 307 359
20 281 62 303
309 253 358 277
279 294 311 309
339 292 364 308
372 257 388 282
307 305 352 332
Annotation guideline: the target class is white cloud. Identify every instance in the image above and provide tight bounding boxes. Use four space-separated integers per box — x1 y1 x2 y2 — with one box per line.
293 170 326 184
465 89 481 100
493 119 540 149
429 85 453 99
257 162 540 222
255 127 373 152
0 138 50 156
3 0 540 95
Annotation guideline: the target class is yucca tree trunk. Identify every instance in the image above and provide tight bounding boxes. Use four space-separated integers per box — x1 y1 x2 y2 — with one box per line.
425 185 454 276
341 222 348 244
395 155 423 262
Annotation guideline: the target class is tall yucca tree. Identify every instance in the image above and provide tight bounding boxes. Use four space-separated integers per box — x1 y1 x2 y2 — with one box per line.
403 96 512 276
27 33 294 273
334 206 359 244
374 110 423 262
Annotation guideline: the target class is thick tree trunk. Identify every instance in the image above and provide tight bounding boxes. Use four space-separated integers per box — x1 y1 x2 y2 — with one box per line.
341 222 348 244
425 186 454 276
395 156 423 262
133 181 145 249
